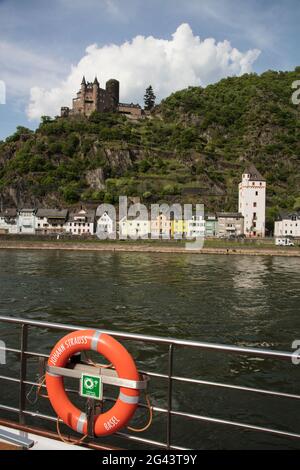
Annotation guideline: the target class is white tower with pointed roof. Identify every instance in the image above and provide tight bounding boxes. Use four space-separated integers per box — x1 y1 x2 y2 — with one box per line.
238 165 266 237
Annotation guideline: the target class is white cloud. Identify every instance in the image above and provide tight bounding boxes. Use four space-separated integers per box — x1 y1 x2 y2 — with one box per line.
27 23 260 120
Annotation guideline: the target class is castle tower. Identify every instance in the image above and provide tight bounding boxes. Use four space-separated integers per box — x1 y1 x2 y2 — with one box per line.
93 77 100 112
105 79 120 112
238 165 266 238
80 76 87 114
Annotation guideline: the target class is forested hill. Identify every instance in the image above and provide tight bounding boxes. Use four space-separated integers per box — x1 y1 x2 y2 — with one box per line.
0 68 299 227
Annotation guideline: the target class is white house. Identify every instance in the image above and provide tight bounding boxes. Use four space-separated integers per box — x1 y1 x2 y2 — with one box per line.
35 209 68 235
0 208 18 234
65 209 95 236
119 216 150 239
18 208 36 234
96 211 115 238
238 165 266 238
186 215 205 239
274 212 300 238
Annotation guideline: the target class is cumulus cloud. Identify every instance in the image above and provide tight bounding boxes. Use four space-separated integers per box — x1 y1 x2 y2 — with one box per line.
27 23 260 120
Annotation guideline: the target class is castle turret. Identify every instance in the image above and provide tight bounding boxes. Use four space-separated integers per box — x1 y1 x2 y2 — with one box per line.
105 79 120 112
93 76 100 110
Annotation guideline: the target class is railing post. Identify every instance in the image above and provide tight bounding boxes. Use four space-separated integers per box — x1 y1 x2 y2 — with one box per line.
19 324 28 425
166 344 174 449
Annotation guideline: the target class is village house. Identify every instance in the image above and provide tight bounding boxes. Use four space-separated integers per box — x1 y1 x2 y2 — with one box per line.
96 211 115 238
119 216 150 239
150 212 172 239
0 208 18 234
216 212 244 238
274 212 300 239
205 214 218 238
18 208 36 234
35 209 68 235
171 219 188 239
238 165 266 237
171 217 205 239
65 209 95 236
186 215 205 239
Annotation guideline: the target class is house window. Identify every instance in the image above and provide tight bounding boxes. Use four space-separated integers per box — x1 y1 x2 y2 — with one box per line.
253 202 257 207
255 191 258 196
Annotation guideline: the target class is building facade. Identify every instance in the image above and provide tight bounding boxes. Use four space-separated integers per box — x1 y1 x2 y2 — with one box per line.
65 209 95 236
18 209 36 234
119 216 150 239
118 103 143 119
0 209 18 234
35 209 68 235
205 214 218 238
216 213 244 238
274 212 300 238
96 211 115 238
238 165 266 238
186 216 205 239
150 213 172 239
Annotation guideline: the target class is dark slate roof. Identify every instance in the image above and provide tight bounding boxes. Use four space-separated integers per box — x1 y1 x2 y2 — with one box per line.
277 211 300 221
36 209 68 219
244 164 265 182
68 210 95 223
216 212 244 219
0 208 17 217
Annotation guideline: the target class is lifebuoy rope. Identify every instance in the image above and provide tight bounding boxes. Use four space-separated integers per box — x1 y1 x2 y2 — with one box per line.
127 393 153 433
56 417 88 445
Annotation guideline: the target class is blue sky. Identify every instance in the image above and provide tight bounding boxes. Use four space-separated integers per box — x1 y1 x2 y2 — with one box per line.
0 0 299 140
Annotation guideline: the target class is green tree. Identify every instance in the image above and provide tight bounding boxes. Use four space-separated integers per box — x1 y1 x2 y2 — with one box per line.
144 85 156 111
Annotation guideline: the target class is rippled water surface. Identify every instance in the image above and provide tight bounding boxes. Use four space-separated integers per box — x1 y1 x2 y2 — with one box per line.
0 250 300 449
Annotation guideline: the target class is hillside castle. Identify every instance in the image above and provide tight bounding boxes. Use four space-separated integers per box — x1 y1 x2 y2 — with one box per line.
61 76 143 119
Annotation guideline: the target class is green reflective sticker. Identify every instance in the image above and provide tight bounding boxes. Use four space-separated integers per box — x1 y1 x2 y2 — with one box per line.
80 373 102 400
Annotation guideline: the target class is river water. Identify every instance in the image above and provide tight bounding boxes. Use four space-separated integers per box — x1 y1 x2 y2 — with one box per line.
0 249 300 449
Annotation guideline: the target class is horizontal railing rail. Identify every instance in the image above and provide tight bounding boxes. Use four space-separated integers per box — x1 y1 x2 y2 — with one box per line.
0 315 299 450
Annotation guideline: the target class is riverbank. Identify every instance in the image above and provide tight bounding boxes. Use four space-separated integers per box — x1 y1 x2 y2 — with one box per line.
0 239 299 257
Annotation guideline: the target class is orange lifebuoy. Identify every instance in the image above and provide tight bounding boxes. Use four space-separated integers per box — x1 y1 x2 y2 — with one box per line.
46 330 140 436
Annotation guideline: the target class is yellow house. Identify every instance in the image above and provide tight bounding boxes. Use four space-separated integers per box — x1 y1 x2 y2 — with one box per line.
171 219 188 239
